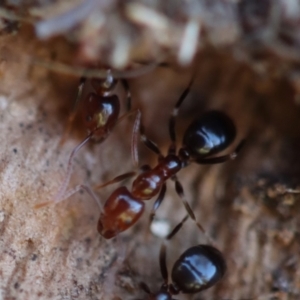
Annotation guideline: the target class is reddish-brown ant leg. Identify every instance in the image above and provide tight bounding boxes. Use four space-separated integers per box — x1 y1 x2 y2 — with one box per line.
35 134 92 208
130 109 141 168
140 123 163 159
87 107 142 169
172 176 215 245
94 171 136 190
54 133 92 203
72 184 103 210
165 215 189 240
35 183 102 210
131 108 163 166
54 107 140 205
59 77 86 146
93 163 152 192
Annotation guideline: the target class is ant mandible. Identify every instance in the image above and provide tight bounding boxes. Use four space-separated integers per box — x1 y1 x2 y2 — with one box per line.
93 78 245 239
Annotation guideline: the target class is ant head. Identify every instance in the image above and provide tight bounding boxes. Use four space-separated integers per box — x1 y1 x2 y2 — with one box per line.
83 93 120 141
182 110 236 160
171 244 226 294
91 73 118 94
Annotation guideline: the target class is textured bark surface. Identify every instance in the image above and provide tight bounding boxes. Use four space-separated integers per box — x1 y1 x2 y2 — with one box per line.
1 2 300 300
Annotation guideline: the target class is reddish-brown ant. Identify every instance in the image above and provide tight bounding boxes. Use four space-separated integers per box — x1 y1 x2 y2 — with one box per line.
93 78 245 239
139 215 226 299
51 70 136 203
59 77 243 239
45 75 244 238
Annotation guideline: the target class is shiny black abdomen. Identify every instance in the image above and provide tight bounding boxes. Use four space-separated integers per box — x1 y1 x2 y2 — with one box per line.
171 244 226 294
182 111 236 158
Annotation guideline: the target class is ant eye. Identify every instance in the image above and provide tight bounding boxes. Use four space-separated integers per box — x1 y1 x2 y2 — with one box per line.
183 110 236 158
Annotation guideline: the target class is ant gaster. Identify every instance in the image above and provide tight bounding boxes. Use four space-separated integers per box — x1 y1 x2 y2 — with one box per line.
95 79 244 239
140 215 226 299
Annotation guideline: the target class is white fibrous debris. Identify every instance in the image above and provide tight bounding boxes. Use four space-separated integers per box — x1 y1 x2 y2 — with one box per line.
150 218 171 238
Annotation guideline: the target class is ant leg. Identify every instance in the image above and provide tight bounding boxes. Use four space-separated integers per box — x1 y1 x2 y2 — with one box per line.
168 78 194 154
195 139 245 165
59 77 86 146
140 121 163 159
121 79 131 111
124 95 162 160
111 108 141 168
172 176 214 245
139 282 152 294
53 110 138 206
93 164 150 193
54 133 92 203
165 215 189 240
159 243 169 286
149 184 167 225
130 107 163 160
94 163 152 200
131 109 141 168
94 171 137 190
76 184 103 211
35 183 102 211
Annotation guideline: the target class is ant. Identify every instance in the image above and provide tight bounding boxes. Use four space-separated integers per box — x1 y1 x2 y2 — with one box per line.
51 70 137 203
138 216 280 300
44 74 244 238
92 78 245 239
139 214 226 299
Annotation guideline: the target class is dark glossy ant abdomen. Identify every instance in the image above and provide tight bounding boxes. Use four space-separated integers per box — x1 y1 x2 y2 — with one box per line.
97 186 144 239
182 110 236 158
83 93 120 141
171 244 226 294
